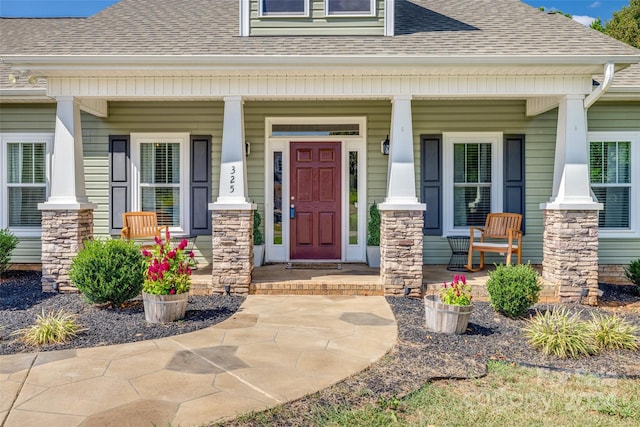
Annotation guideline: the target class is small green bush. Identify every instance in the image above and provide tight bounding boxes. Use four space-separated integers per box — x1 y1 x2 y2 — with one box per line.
486 263 541 318
523 307 598 359
254 209 264 245
0 228 19 277
13 309 85 346
367 203 381 246
589 312 639 351
69 238 146 306
624 258 640 293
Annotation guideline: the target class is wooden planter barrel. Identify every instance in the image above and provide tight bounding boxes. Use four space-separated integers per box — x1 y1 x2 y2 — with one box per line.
142 291 188 323
424 294 473 334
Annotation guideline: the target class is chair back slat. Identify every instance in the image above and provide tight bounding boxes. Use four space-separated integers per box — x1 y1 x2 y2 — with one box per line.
483 213 522 238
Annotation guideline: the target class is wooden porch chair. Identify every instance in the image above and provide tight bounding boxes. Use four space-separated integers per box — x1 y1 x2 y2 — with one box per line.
121 212 169 248
465 212 522 272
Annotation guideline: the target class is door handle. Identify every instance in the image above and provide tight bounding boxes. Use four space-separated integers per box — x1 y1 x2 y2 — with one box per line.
290 204 295 219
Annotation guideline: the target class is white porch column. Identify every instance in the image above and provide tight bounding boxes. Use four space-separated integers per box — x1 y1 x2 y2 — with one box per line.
541 95 601 305
38 96 96 292
379 95 426 297
209 96 255 295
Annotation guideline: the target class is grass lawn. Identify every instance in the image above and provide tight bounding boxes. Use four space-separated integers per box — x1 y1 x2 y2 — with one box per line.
233 361 640 426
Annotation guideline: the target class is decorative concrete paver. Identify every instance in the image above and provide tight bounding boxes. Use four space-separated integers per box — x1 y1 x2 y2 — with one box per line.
0 295 397 427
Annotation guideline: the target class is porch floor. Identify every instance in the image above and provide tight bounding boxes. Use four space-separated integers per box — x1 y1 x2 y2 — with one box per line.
192 263 558 302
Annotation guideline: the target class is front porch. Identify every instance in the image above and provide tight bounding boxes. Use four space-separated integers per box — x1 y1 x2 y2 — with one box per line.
191 263 558 302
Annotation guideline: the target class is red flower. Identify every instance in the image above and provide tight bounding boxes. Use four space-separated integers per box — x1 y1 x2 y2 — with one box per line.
178 239 188 250
169 287 176 295
167 250 177 259
189 251 195 258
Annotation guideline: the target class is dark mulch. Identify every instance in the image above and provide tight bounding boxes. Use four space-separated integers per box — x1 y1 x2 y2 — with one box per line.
0 270 244 355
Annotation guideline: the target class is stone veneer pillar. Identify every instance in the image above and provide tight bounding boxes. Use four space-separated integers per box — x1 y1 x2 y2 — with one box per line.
211 210 253 295
380 210 424 297
41 209 94 293
542 209 599 305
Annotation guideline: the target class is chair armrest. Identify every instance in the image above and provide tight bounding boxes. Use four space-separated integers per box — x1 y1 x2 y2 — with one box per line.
121 227 130 240
468 226 484 244
158 225 169 241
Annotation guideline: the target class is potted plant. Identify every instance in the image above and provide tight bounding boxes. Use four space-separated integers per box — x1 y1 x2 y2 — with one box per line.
366 202 381 267
141 232 195 323
253 209 265 267
424 274 473 334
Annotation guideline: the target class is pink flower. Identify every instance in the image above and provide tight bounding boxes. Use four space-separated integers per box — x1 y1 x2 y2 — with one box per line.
178 239 188 250
189 251 195 258
162 261 170 271
167 250 176 259
154 236 162 245
142 249 151 257
453 274 460 283
169 287 176 295
461 275 467 285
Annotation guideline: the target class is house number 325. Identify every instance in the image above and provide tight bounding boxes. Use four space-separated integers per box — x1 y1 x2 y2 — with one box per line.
229 166 236 193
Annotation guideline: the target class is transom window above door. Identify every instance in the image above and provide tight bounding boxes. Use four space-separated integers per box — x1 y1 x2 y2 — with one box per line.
326 0 375 16
260 0 308 16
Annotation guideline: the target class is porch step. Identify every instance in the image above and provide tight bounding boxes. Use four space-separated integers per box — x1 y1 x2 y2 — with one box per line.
249 282 384 296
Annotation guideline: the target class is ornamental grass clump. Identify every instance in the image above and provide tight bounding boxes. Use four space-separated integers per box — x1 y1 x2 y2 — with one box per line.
589 312 639 352
523 307 598 359
487 263 541 318
14 309 85 346
142 232 196 295
440 274 472 306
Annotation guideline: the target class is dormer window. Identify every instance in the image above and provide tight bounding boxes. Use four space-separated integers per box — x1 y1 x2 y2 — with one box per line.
260 0 308 16
326 0 375 16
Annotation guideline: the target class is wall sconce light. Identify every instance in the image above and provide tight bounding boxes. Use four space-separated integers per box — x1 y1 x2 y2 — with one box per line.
381 135 390 155
245 141 251 157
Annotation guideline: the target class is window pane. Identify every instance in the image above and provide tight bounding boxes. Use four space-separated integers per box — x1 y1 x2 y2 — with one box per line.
272 123 359 136
142 187 180 227
453 143 491 184
262 0 305 14
453 186 491 227
7 143 45 184
328 0 372 14
593 187 630 228
8 187 45 227
590 142 603 183
349 151 358 245
141 142 180 184
273 152 283 245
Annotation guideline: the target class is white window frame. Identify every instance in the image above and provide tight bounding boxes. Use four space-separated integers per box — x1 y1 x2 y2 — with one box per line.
130 133 190 236
265 117 367 263
325 0 376 16
442 132 503 237
259 0 309 17
589 131 640 238
0 133 52 237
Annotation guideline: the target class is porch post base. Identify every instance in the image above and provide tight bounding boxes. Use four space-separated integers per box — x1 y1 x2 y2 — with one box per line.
380 210 424 297
40 209 94 293
210 210 253 295
542 209 599 305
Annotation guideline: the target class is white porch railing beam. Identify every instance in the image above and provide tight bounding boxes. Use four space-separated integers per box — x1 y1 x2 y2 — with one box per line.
379 95 425 211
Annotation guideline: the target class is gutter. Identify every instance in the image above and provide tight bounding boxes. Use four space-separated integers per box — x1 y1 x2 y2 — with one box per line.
584 62 615 109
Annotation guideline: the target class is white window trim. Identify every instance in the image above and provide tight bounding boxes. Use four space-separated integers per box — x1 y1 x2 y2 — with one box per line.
0 133 53 237
130 133 190 236
259 0 309 17
442 132 503 237
325 0 376 16
265 116 367 263
589 131 640 238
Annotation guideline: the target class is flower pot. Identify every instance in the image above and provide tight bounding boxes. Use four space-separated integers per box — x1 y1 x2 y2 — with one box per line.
254 244 265 267
142 291 188 323
424 294 473 334
366 246 380 268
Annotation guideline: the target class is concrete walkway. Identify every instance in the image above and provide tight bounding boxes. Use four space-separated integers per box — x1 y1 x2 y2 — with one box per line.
1 295 397 427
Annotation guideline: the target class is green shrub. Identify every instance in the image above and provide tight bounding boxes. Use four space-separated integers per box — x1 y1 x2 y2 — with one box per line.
254 209 264 245
523 307 598 359
367 203 381 246
13 309 85 346
0 228 19 277
69 238 146 306
589 312 639 351
624 258 640 293
486 263 541 318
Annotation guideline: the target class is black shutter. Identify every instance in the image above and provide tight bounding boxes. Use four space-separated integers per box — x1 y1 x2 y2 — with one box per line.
421 135 442 235
109 135 131 235
190 135 211 235
503 134 525 233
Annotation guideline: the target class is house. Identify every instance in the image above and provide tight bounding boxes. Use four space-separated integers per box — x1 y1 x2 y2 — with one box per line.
1 0 639 304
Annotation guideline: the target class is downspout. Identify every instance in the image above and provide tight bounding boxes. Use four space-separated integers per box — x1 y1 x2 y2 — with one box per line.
584 62 615 109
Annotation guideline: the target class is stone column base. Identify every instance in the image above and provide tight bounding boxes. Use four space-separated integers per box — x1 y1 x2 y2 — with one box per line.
542 209 599 305
211 210 253 295
380 210 424 297
41 209 94 293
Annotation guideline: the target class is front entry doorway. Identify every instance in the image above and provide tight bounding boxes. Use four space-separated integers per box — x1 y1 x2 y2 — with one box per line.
290 142 342 259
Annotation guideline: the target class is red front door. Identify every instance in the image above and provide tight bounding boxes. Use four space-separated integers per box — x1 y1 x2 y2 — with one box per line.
290 142 341 260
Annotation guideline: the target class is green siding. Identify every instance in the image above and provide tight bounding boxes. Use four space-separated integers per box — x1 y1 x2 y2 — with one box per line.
0 104 56 263
250 0 385 36
589 101 640 264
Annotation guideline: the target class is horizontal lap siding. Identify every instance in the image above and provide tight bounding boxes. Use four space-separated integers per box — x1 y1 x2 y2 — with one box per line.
589 101 640 264
412 100 556 265
0 104 56 263
82 101 224 267
250 0 385 36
